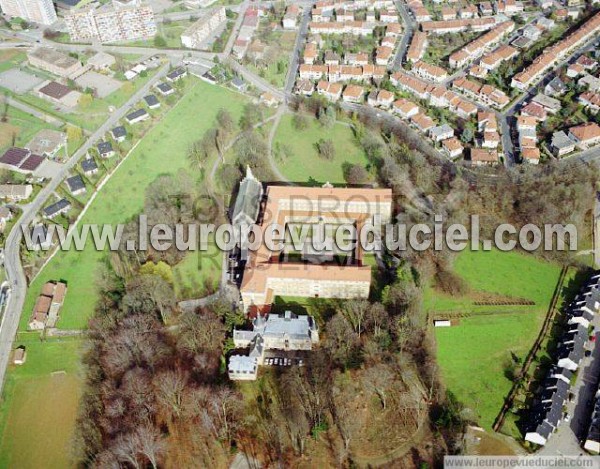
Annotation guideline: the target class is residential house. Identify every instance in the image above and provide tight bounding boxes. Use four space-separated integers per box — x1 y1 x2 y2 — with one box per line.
521 102 547 121
81 157 99 175
66 174 86 195
324 51 341 65
125 109 149 125
411 113 435 133
228 311 319 380
568 123 600 149
544 77 567 96
342 85 365 103
579 92 600 114
413 60 448 82
392 98 420 119
429 124 454 142
367 90 394 109
111 126 127 142
317 81 343 101
156 82 174 96
521 147 540 164
25 129 66 159
0 147 44 174
532 94 561 114
43 198 71 219
470 148 498 166
166 67 187 82
0 206 13 232
441 137 464 159
144 94 160 109
551 130 576 156
406 31 427 63
0 184 32 201
231 77 246 92
97 141 114 158
283 4 299 29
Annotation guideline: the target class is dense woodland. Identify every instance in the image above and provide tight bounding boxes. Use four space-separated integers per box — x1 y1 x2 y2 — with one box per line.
74 101 597 467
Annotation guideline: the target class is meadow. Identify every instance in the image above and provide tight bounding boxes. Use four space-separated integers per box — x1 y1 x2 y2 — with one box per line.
0 106 50 155
20 78 248 331
432 248 563 428
273 113 370 184
0 335 83 469
1 78 250 468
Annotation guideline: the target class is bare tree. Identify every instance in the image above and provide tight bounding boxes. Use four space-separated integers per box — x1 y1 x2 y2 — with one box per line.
363 363 394 410
136 424 166 469
153 369 189 421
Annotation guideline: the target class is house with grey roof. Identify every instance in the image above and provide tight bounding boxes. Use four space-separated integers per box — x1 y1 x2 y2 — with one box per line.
81 158 98 175
110 126 127 143
97 141 114 158
144 94 160 109
532 93 561 114
525 275 600 447
125 109 149 125
66 175 86 196
228 311 319 380
544 77 567 96
231 76 246 92
551 131 576 156
429 124 454 142
156 82 174 96
43 198 71 219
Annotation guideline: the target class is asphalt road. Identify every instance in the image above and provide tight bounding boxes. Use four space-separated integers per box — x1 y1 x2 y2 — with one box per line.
0 63 170 395
391 0 414 70
284 7 311 96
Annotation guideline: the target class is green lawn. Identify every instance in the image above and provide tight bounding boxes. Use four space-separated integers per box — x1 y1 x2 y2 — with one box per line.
436 312 545 428
21 79 247 331
432 249 563 429
0 49 26 73
425 248 562 315
0 335 83 469
273 113 370 184
0 106 51 154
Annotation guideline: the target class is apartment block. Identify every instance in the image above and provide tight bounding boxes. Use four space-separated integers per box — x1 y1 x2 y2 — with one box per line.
180 7 226 49
0 0 56 25
64 0 156 44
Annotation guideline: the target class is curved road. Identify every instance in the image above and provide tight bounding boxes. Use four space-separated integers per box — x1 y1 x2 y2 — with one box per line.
0 64 170 393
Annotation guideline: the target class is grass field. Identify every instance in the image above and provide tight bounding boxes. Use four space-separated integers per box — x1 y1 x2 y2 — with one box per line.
0 335 83 469
425 248 561 315
432 249 563 428
1 79 249 467
0 106 50 154
0 49 26 73
20 79 247 331
273 113 370 184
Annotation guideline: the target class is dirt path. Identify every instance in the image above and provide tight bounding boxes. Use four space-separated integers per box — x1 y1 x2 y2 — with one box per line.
351 417 430 467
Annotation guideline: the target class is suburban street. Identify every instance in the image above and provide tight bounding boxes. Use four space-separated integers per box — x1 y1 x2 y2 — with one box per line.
0 64 170 394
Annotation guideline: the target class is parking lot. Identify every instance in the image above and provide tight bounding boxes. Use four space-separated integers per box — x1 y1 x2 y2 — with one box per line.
75 71 122 98
0 68 44 94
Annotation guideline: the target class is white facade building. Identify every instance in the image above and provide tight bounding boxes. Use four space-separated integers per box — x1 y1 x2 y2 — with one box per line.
0 0 56 25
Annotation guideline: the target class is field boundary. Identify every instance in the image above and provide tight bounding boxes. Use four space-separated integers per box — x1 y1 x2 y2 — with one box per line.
492 265 569 433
